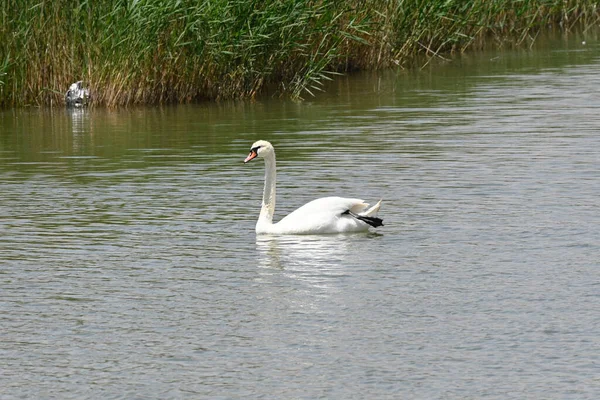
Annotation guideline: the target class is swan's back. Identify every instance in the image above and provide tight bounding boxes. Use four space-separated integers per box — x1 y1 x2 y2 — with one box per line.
261 197 378 234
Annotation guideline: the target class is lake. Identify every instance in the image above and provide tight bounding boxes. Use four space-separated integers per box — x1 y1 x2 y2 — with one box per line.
1 32 599 399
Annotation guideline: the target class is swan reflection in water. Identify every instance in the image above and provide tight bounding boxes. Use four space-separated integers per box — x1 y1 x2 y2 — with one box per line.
255 234 370 290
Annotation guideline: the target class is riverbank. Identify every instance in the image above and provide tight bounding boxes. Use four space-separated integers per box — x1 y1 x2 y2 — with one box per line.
1 0 598 107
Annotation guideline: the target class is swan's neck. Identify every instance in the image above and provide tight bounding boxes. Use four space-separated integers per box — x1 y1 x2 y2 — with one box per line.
258 153 276 230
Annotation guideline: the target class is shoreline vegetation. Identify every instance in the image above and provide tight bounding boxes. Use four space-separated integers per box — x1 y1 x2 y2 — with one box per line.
1 1 599 108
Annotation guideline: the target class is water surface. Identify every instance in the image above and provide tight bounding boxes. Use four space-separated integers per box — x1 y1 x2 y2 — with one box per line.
1 32 599 399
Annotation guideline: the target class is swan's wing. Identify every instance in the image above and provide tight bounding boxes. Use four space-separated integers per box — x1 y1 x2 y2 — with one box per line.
274 197 380 234
279 197 364 221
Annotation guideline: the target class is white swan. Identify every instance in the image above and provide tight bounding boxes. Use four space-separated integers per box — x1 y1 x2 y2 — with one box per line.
244 140 383 235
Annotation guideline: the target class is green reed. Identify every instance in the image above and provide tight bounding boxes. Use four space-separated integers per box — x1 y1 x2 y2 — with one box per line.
0 0 598 107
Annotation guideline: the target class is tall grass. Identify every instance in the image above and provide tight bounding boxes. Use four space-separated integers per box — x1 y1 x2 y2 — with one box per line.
0 0 598 107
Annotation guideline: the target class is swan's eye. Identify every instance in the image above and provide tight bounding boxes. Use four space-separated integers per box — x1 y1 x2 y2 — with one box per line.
251 146 261 153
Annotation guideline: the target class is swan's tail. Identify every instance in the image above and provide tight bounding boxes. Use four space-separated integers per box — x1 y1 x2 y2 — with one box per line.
344 200 384 228
361 199 382 217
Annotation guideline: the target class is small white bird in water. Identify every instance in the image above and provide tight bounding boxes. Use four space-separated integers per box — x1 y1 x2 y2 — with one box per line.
244 140 383 235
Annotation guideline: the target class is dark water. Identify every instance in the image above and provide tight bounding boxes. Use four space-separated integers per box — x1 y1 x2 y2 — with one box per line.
1 32 599 399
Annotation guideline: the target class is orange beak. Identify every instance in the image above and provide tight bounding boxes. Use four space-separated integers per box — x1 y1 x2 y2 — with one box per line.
244 150 258 163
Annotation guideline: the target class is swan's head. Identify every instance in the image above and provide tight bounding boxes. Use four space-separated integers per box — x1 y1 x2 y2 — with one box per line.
244 140 274 163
